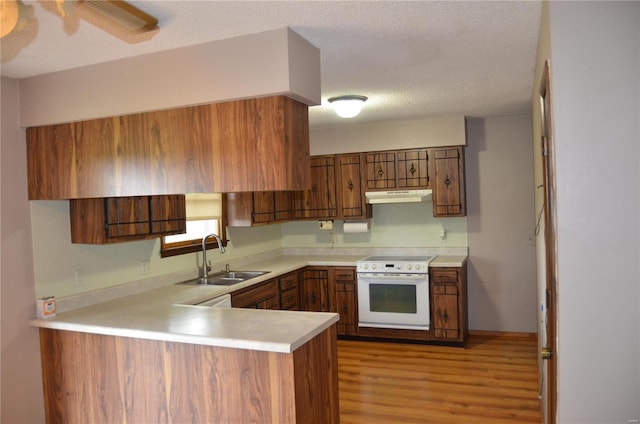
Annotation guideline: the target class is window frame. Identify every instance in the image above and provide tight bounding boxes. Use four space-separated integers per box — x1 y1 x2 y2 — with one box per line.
160 194 228 258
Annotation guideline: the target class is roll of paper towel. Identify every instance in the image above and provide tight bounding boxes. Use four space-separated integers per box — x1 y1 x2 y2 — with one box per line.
343 220 370 233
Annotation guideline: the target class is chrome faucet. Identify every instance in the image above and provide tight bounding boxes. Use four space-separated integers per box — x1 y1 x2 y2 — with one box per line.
200 233 225 278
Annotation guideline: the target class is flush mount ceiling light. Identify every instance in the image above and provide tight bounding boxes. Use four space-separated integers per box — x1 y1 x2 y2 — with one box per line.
328 95 368 118
1 0 19 38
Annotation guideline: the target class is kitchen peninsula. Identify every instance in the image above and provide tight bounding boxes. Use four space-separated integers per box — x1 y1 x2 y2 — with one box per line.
29 254 465 423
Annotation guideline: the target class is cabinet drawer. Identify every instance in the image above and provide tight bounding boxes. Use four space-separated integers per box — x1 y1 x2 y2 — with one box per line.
433 285 458 295
279 273 298 290
431 269 459 283
231 280 278 308
280 288 300 310
334 268 355 281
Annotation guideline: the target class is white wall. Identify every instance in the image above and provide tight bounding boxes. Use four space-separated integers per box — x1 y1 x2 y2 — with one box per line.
466 115 537 333
547 2 640 422
1 76 45 423
310 115 466 155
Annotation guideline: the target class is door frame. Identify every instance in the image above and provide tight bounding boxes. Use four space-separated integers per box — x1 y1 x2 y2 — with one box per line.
539 59 558 424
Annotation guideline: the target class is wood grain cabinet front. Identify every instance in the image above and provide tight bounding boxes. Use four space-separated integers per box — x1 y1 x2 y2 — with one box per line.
70 195 186 244
432 146 466 217
278 271 301 311
299 267 332 312
231 278 280 309
336 153 371 220
331 267 358 336
430 265 468 344
293 156 338 220
27 95 310 199
227 191 296 227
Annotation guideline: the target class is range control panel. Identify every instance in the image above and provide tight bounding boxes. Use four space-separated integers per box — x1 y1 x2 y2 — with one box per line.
356 256 436 274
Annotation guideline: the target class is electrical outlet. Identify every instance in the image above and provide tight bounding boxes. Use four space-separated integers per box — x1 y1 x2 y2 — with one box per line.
140 260 151 275
74 269 85 287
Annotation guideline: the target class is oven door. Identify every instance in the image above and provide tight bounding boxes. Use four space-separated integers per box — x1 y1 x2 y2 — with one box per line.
357 273 430 330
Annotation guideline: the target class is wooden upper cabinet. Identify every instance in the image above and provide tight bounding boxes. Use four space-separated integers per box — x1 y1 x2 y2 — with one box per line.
226 191 295 227
293 155 338 219
365 151 397 190
366 148 431 191
70 195 186 244
397 149 430 189
335 153 371 220
432 146 466 217
26 96 310 200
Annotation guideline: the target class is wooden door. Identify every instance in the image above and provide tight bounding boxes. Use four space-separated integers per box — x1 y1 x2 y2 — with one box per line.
432 146 466 217
273 191 295 221
293 156 337 219
251 192 276 224
397 149 430 188
540 60 558 424
365 151 396 190
301 269 330 312
336 153 369 219
105 196 150 237
149 195 186 234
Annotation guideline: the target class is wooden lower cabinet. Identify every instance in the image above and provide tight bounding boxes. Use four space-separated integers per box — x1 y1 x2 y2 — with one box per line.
39 327 339 423
430 264 468 344
231 278 280 309
299 267 332 312
331 267 358 336
279 271 301 310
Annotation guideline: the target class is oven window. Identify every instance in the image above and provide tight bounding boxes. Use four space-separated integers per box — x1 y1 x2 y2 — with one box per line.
369 284 417 314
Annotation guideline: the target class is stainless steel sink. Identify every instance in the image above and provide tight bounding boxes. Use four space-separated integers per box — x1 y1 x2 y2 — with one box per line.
177 271 270 286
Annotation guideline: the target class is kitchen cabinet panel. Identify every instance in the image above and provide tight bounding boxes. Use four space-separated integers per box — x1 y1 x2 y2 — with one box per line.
365 151 397 190
231 278 280 309
26 96 310 199
279 271 301 311
300 268 331 312
430 265 468 344
332 267 358 336
227 191 296 227
293 156 337 220
397 149 430 189
70 195 186 244
336 153 371 220
432 146 466 217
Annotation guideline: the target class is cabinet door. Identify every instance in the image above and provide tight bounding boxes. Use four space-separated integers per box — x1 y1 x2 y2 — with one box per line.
300 269 331 312
430 266 467 343
274 191 295 221
149 195 186 234
397 149 430 189
252 192 276 224
293 156 337 219
336 153 371 220
432 146 466 217
105 197 150 237
365 151 396 190
431 284 459 340
336 282 358 336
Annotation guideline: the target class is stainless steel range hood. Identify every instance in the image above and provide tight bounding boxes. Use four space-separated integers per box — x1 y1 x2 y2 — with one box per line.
365 189 433 204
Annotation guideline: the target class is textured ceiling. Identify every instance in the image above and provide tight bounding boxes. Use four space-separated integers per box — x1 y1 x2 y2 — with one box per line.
0 1 542 128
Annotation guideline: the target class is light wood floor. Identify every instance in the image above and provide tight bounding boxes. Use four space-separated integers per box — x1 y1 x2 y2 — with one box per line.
337 336 541 424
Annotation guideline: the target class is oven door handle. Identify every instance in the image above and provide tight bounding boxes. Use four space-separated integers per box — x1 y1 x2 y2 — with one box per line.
357 273 428 280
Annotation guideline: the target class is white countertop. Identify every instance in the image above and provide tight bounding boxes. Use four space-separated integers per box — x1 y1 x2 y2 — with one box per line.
29 254 466 353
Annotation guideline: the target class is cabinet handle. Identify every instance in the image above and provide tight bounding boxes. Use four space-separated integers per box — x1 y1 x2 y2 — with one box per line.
444 176 451 187
377 165 384 178
311 185 317 193
442 310 449 324
409 163 416 175
347 179 354 191
311 293 317 303
342 305 348 314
